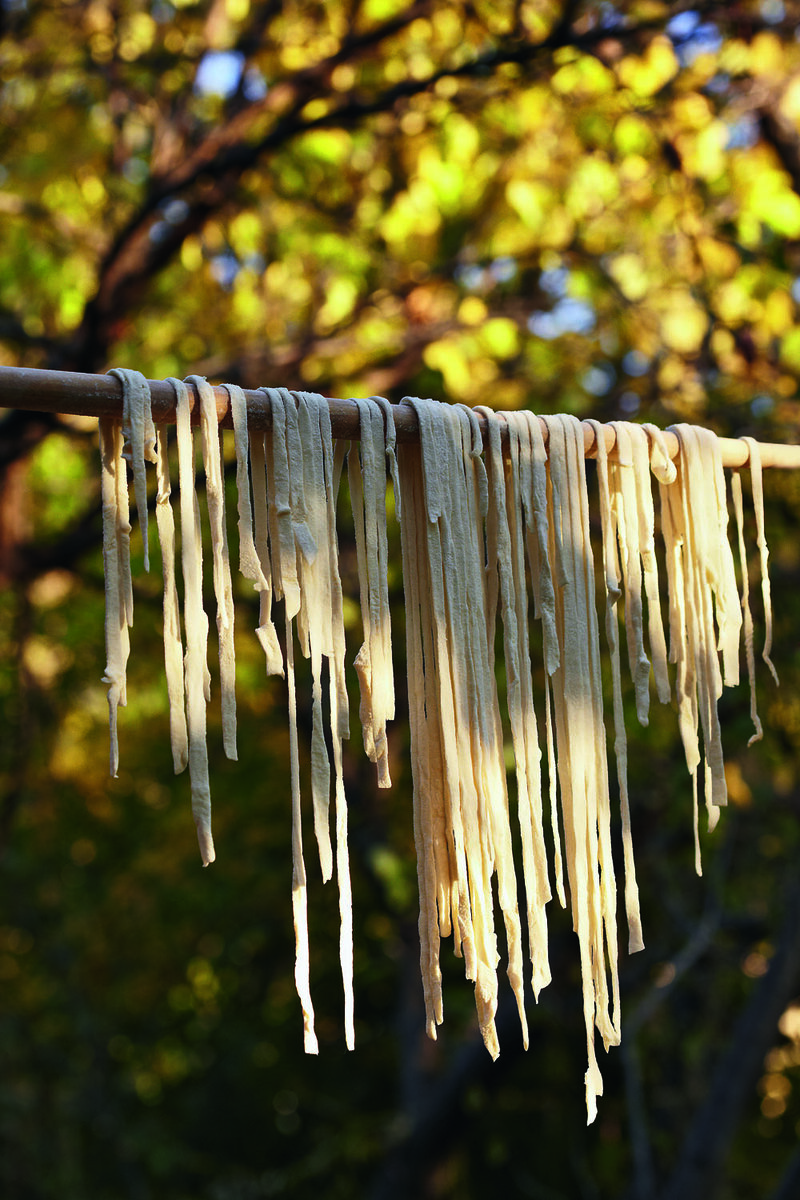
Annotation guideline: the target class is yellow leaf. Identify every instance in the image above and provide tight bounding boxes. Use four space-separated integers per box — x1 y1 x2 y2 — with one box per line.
696 237 739 279
659 294 707 354
423 335 473 398
673 94 712 131
750 31 784 78
479 318 519 359
617 35 679 97
458 297 487 326
229 212 261 256
608 253 649 301
505 179 556 232
315 276 358 332
764 290 793 336
552 56 614 98
301 129 351 164
614 114 656 156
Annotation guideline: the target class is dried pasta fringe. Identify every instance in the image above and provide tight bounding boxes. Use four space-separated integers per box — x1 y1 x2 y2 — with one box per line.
98 385 782 1120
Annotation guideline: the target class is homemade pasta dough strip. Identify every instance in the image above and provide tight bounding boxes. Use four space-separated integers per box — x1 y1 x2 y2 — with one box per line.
408 399 477 989
478 407 551 1003
349 398 395 788
315 396 355 1050
154 426 189 774
541 413 617 1122
398 440 447 1036
628 424 670 705
294 391 333 884
731 471 763 745
740 436 779 686
661 425 743 865
573 416 621 1048
457 405 528 1047
246 419 284 677
402 397 510 1057
110 368 157 573
586 419 643 955
285 605 319 1055
171 378 214 867
99 417 130 778
187 375 238 761
609 422 651 725
261 388 318 1052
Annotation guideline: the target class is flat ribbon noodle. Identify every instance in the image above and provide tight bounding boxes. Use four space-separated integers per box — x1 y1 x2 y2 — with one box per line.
740 436 779 686
99 416 131 777
110 367 157 572
171 378 214 866
154 420 188 774
586 419 643 955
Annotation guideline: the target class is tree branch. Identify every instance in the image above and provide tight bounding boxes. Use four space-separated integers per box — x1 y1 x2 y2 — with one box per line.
660 877 800 1200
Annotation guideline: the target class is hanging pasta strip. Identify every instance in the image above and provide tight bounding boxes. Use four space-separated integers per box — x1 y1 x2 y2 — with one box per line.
586 419 643 956
154 424 189 774
244 405 284 677
312 394 355 1050
731 471 763 745
170 378 214 867
293 391 333 884
506 413 552 1005
574 415 621 1051
349 398 394 787
260 390 300 617
450 404 514 1056
99 416 129 778
370 401 396 760
517 412 566 909
628 424 671 706
609 422 651 725
680 428 724 830
416 400 476 982
404 397 504 1052
740 436 780 686
480 408 551 1007
679 426 736 810
661 457 703 872
541 414 606 1123
436 405 495 1047
110 367 157 573
398 440 447 1036
263 388 318 1054
186 376 238 761
459 405 529 1047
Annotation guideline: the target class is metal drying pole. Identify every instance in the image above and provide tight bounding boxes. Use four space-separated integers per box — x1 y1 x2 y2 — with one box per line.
2 364 799 469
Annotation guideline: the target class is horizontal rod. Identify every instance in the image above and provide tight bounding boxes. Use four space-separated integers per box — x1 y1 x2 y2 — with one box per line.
1 364 798 469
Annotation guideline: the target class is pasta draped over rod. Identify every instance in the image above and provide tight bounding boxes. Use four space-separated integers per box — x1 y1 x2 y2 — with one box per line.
99 371 777 1122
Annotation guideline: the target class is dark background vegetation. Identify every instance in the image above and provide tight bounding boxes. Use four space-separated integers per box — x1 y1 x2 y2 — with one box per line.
2 1 800 1196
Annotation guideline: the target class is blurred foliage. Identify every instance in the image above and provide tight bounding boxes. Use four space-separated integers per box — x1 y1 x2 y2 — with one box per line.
3 1 800 1197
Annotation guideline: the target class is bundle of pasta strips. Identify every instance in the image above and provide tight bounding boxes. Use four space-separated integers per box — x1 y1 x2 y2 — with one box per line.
397 400 776 1122
99 373 776 1121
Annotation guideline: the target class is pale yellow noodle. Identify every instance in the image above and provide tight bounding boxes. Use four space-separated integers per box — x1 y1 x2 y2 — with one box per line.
171 378 214 866
187 375 238 761
99 417 128 778
110 367 157 572
154 426 188 773
740 436 779 685
731 471 763 745
586 419 643 955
